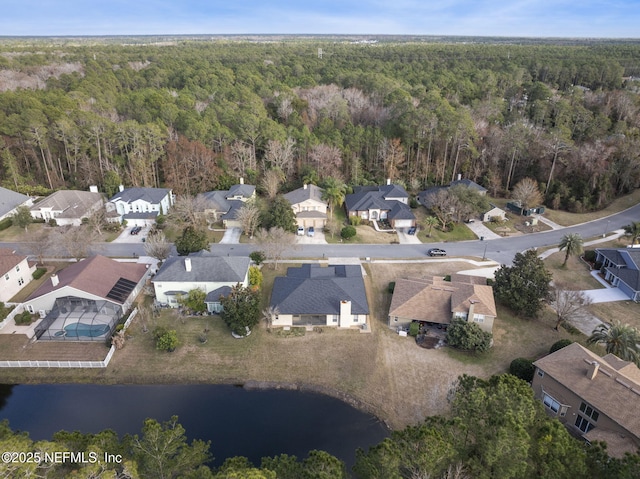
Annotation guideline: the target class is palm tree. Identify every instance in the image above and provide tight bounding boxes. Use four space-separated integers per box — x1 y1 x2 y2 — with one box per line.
558 233 583 266
322 177 347 221
623 221 640 245
587 321 640 365
423 216 438 237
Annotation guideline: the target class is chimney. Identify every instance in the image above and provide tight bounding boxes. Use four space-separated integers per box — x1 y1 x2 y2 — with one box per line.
51 274 59 287
587 361 600 380
118 184 124 192
457 173 462 181
386 178 391 185
340 300 351 327
303 183 308 190
239 177 244 185
184 257 192 272
468 300 476 321
89 185 98 193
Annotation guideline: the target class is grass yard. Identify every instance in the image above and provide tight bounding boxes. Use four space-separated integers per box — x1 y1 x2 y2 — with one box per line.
0 260 594 429
543 251 604 290
542 188 640 226
589 301 640 331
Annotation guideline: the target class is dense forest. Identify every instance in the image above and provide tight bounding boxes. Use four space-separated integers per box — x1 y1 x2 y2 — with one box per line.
1 38 639 211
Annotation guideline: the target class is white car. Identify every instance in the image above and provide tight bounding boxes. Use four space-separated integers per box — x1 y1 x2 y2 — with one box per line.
297 227 305 236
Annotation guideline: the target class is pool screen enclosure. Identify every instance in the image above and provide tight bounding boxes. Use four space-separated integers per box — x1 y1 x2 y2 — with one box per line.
34 296 122 341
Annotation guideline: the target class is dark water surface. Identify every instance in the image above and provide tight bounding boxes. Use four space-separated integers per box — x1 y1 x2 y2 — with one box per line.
0 384 388 468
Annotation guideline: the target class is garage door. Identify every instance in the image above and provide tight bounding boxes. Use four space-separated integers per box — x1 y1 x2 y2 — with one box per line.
394 220 414 228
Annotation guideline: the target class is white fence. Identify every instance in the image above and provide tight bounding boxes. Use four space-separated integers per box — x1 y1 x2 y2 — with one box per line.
0 307 138 369
0 302 23 332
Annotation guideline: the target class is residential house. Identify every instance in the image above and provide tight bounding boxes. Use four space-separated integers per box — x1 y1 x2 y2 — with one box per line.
0 248 37 302
152 254 250 312
481 204 507 223
283 184 328 229
25 255 149 315
270 263 369 329
0 186 32 221
532 342 640 458
30 188 104 226
595 247 640 301
199 180 256 229
418 177 486 210
107 185 174 227
388 274 496 333
344 180 416 229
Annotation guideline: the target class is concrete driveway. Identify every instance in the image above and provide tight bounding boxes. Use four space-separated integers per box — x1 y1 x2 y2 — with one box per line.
220 227 241 244
396 228 422 244
112 225 148 243
464 221 501 240
296 230 327 244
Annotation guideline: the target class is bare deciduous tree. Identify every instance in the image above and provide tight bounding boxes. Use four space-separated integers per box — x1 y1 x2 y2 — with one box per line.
144 231 172 263
511 177 543 210
167 195 211 229
27 227 55 266
254 227 298 269
229 140 255 177
261 169 285 200
236 202 261 239
309 144 343 180
551 284 593 331
56 225 100 261
263 138 296 175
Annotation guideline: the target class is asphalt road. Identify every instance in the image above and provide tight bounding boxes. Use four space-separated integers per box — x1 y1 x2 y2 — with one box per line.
4 201 640 265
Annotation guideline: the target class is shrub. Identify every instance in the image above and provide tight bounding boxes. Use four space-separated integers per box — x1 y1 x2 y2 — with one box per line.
32 268 46 280
0 218 13 231
583 250 596 263
443 275 451 282
408 321 420 337
48 218 57 227
14 310 35 325
549 339 573 354
153 327 178 352
250 250 266 265
0 302 15 321
509 358 535 382
249 265 263 288
349 216 362 226
446 319 492 352
341 225 356 240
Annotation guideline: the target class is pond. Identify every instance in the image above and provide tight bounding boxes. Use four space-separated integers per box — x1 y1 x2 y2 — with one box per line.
0 383 389 468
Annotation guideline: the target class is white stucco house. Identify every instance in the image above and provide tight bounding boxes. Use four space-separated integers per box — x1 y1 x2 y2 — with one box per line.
0 248 37 302
283 184 328 229
107 185 174 226
29 189 104 226
481 204 507 223
152 254 251 312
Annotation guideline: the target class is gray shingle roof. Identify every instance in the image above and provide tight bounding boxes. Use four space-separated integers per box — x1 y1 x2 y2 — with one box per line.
345 184 409 213
450 178 487 192
109 187 170 204
270 264 369 315
227 184 255 199
153 255 250 283
283 184 325 205
205 286 232 303
0 187 30 218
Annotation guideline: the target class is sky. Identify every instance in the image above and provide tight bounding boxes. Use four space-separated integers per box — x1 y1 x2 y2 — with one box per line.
1 0 639 38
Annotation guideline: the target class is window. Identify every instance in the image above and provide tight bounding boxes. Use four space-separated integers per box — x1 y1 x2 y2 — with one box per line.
575 402 599 433
473 314 485 323
332 315 338 323
394 316 398 322
537 369 544 378
353 315 359 323
15 265 20 272
18 278 24 286
4 274 8 281
543 393 560 414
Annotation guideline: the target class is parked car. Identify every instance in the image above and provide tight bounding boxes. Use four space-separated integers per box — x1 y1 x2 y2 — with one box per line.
427 248 447 257
407 227 417 235
307 226 315 237
130 226 142 235
297 226 305 236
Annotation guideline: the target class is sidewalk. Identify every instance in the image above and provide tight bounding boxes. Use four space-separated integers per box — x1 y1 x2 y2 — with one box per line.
538 229 625 260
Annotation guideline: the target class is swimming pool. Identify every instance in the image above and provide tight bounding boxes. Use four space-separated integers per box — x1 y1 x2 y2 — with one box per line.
55 322 111 338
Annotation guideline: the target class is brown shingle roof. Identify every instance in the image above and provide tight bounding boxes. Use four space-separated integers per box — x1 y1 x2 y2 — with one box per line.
389 276 497 323
0 248 24 276
28 255 147 304
533 343 640 452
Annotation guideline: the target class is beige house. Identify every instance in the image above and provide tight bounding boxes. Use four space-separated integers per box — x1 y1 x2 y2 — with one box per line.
30 189 105 226
269 264 369 329
0 248 37 302
388 274 496 333
532 342 640 458
25 255 149 316
481 204 507 223
283 184 328 229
